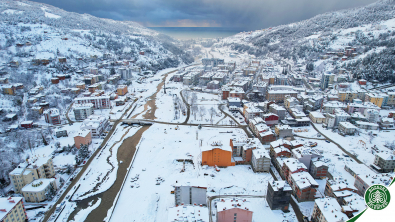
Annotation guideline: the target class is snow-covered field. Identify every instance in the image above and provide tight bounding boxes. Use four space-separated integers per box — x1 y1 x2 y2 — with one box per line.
108 124 273 221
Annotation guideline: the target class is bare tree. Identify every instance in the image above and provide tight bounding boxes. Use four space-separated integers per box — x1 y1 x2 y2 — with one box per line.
208 107 217 124
199 106 206 121
192 104 198 120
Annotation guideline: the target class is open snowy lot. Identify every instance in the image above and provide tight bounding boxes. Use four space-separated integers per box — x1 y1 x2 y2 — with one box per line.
109 124 273 222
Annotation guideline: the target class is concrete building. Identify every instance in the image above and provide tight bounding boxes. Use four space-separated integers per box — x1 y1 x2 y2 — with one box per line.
291 146 322 170
373 152 395 173
274 125 292 138
201 138 235 167
269 104 286 120
346 102 380 114
21 178 57 203
309 158 329 179
9 157 55 194
290 172 319 202
365 93 384 107
0 197 27 222
216 198 253 222
311 197 348 222
251 149 270 172
354 173 392 196
266 181 292 211
80 115 109 137
355 121 379 130
309 112 326 124
262 114 279 126
266 90 298 103
322 102 347 114
174 185 207 206
324 177 358 199
338 122 357 135
43 108 61 125
74 96 111 109
320 73 335 89
73 103 94 120
117 85 128 96
364 109 380 123
74 129 92 149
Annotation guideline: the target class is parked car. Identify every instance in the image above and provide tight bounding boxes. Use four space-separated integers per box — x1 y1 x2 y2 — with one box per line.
325 140 330 143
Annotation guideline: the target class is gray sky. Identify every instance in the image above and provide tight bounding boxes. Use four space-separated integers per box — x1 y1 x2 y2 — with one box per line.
34 0 378 30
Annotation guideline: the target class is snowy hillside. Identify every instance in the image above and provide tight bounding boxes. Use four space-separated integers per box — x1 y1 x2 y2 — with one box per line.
0 0 193 70
216 0 395 81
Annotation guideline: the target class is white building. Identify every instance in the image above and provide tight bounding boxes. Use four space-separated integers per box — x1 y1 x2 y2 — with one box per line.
167 205 208 222
74 96 111 109
174 184 207 206
311 197 348 222
80 115 109 137
338 122 357 135
73 103 94 120
251 149 271 172
364 108 380 123
355 121 379 130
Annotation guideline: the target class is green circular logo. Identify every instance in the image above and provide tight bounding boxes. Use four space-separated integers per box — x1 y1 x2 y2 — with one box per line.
365 184 391 210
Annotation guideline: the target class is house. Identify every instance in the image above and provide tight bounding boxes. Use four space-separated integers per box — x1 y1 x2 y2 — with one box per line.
167 205 209 222
20 121 33 129
117 85 128 96
43 108 61 125
381 117 394 128
76 83 86 90
3 114 17 122
251 149 270 172
227 97 242 107
2 85 15 95
266 181 292 211
309 112 326 123
21 178 57 203
338 122 357 135
311 198 348 222
0 197 27 222
373 152 395 173
58 57 67 63
55 129 68 138
274 125 292 138
174 185 207 206
216 198 253 222
309 158 328 179
9 156 55 193
74 129 92 149
290 172 319 202
80 115 109 137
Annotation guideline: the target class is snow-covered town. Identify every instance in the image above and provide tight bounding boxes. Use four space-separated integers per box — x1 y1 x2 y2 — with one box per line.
1 1 395 222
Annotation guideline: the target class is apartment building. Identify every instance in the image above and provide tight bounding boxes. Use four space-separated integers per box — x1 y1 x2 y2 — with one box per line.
74 96 111 109
216 199 253 222
9 157 55 194
266 90 298 103
74 129 92 149
266 181 292 211
311 198 348 222
43 108 61 125
365 93 384 107
117 85 128 96
373 152 395 173
290 172 319 202
167 205 208 222
73 103 94 120
251 149 270 172
0 197 27 222
21 178 57 203
174 185 207 206
80 115 109 137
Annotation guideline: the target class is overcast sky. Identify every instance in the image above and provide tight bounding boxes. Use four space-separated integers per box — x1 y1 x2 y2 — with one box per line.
34 0 378 30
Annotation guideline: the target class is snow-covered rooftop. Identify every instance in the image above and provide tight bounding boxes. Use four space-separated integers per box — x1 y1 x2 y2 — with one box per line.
0 197 23 221
167 205 208 222
314 197 348 222
21 178 55 192
216 198 252 213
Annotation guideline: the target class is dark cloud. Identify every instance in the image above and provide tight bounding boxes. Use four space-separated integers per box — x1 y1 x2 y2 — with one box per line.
32 0 378 29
